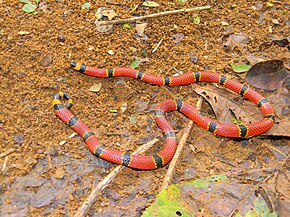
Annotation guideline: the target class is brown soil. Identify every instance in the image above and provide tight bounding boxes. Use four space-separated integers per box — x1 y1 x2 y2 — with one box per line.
0 1 289 216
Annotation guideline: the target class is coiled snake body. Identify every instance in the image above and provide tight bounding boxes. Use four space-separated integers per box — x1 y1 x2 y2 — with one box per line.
52 62 275 170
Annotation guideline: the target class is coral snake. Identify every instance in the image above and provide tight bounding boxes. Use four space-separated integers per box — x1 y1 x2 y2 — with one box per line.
53 62 275 170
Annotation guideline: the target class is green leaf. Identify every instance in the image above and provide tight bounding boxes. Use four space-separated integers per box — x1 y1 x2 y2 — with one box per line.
178 0 186 5
109 109 118 113
20 0 31 3
81 2 91 9
142 1 159 7
56 77 68 82
129 114 136 125
188 174 228 188
95 7 103 20
122 23 132 29
18 31 30 35
22 2 37 13
230 63 251 73
143 174 228 217
129 58 141 69
189 15 200 24
142 185 192 217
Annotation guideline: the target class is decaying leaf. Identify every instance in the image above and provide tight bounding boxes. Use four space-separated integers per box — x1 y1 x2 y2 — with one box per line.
245 60 290 91
136 23 147 37
272 37 289 48
95 21 113 32
192 84 256 125
40 54 53 67
143 174 279 216
263 119 290 137
135 99 149 112
120 102 128 113
101 9 117 20
223 32 249 51
89 83 102 92
95 7 115 32
189 52 198 63
269 76 290 117
193 83 290 137
136 132 161 145
172 33 184 43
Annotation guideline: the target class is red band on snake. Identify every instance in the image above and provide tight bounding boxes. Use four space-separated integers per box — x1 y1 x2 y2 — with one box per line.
52 62 275 170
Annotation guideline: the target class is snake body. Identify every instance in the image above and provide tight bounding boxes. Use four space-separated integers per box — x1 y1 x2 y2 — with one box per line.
52 62 275 170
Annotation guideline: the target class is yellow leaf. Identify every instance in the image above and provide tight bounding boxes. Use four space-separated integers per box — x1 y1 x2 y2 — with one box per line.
89 83 102 92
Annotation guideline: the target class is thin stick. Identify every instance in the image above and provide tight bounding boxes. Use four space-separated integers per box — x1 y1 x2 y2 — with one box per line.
74 138 159 217
161 97 203 189
1 156 9 174
0 148 15 158
97 5 211 25
152 37 164 53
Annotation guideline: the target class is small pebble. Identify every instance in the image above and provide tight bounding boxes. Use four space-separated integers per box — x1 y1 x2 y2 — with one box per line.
57 34 65 42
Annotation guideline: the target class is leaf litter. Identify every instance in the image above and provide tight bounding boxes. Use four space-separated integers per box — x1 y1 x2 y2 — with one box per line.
143 174 280 216
1 0 290 216
245 60 290 91
193 83 290 137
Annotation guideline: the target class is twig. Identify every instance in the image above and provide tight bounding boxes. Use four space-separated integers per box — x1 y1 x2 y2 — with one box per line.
152 37 164 53
74 138 159 217
161 97 203 189
97 5 211 25
0 148 15 158
1 156 9 174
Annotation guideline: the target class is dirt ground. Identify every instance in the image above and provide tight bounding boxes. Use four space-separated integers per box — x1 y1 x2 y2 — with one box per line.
0 0 289 216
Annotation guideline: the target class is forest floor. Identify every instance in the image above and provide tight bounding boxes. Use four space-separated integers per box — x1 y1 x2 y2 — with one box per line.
0 0 289 216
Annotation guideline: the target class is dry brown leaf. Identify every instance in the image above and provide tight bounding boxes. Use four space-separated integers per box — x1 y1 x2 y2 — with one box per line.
136 23 147 37
102 9 117 20
269 77 290 117
223 32 249 50
172 33 184 43
40 54 53 67
262 119 290 137
54 167 65 179
245 60 290 91
192 84 256 124
95 21 113 32
89 83 102 92
193 84 290 137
